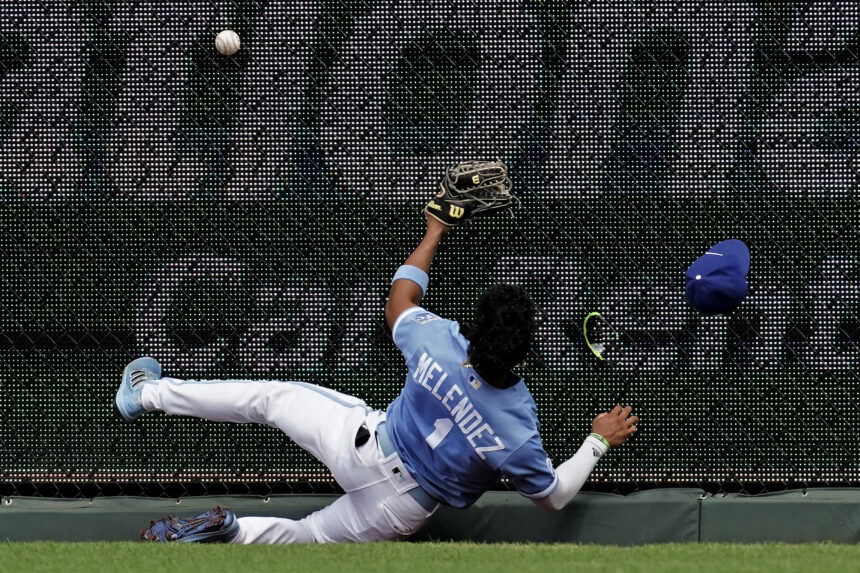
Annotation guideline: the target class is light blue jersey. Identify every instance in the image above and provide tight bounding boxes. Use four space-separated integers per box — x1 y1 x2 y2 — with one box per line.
386 306 558 508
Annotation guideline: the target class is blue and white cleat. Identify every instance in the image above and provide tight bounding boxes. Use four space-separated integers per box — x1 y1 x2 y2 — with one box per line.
115 356 162 422
141 506 239 543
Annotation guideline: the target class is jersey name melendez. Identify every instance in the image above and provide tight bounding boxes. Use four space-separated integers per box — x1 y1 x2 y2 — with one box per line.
412 352 506 460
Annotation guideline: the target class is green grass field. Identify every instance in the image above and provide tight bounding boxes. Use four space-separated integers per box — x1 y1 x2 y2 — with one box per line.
0 542 857 573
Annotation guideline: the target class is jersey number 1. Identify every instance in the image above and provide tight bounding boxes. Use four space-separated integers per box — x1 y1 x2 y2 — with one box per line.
425 418 454 450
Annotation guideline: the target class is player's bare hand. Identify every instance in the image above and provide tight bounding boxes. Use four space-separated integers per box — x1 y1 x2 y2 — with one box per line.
591 405 638 447
424 211 452 234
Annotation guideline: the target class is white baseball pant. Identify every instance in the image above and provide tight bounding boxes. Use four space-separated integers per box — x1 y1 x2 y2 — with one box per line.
140 377 437 543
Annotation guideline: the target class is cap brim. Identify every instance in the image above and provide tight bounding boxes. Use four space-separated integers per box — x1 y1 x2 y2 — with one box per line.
710 239 750 274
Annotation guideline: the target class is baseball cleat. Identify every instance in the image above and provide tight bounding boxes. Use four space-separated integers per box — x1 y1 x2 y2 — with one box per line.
141 506 239 543
115 356 161 422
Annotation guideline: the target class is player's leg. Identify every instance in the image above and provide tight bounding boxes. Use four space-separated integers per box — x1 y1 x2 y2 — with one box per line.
117 357 373 481
232 480 433 544
141 376 370 473
232 495 371 544
142 489 425 544
138 420 436 544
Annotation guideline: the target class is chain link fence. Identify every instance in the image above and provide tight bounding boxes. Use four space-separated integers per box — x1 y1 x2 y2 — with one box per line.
0 0 859 497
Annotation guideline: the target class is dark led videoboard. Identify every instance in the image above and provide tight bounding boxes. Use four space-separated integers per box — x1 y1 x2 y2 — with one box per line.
0 1 858 485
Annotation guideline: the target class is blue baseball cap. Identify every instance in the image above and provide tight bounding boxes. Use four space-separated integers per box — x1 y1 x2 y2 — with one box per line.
685 239 750 316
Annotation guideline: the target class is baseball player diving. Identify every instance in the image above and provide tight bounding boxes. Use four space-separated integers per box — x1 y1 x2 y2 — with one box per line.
115 161 639 543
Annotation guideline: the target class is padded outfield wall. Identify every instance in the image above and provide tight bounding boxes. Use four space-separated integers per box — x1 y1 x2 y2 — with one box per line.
0 0 859 501
5 490 860 543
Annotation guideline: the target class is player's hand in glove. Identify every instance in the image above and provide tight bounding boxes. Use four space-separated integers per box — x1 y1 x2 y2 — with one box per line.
591 405 638 447
424 160 516 226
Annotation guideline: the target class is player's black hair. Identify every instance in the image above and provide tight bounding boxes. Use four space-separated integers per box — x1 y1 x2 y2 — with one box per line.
463 284 536 386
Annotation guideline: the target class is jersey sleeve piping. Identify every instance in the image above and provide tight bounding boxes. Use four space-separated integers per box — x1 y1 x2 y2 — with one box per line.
502 438 559 500
518 471 559 500
391 306 423 343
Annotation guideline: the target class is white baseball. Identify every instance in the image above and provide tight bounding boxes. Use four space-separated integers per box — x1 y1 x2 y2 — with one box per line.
215 30 241 56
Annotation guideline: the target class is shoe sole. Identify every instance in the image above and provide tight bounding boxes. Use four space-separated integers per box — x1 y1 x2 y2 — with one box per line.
115 357 162 422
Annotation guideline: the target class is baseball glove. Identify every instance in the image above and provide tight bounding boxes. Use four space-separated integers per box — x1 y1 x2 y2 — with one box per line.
424 160 515 226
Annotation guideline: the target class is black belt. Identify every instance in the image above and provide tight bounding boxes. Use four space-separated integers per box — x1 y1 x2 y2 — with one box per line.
355 421 439 512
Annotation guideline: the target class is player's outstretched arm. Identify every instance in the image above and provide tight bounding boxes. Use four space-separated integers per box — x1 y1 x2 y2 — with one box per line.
384 215 451 330
533 405 638 512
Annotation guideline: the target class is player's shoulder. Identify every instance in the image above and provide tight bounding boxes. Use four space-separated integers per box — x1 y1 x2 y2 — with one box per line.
392 306 459 340
498 387 545 449
492 380 541 433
